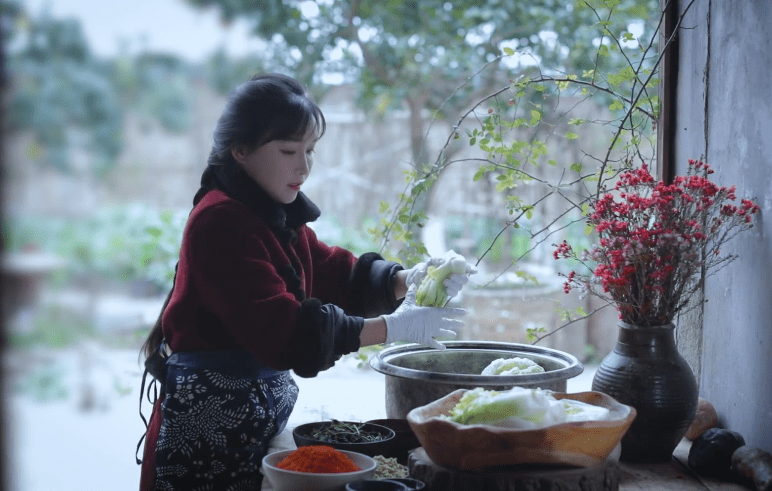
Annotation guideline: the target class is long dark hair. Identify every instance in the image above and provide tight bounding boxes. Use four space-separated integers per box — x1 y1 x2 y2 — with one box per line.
140 73 326 361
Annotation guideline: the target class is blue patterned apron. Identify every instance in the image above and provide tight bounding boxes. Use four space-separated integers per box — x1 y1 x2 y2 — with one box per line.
153 350 298 490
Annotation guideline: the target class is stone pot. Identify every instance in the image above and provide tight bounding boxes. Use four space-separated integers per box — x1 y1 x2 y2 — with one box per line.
591 322 698 463
369 341 584 419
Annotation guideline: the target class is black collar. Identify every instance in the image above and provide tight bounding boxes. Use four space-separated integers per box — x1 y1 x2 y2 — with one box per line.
208 164 321 235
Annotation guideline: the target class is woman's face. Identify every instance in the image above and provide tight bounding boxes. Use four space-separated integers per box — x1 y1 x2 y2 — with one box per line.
232 128 317 204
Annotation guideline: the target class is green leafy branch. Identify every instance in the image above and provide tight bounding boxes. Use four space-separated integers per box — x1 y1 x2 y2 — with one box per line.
372 0 699 342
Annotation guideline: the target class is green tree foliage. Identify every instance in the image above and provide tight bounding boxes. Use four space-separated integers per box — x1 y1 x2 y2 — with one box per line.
186 0 659 165
363 0 668 268
4 5 124 174
183 0 661 265
3 3 204 175
205 48 268 95
113 51 194 133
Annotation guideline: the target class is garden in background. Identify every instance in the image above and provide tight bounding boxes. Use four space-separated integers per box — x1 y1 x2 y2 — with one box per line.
1 0 664 489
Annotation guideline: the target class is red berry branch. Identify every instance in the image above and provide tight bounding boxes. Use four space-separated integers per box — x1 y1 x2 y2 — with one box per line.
554 160 760 327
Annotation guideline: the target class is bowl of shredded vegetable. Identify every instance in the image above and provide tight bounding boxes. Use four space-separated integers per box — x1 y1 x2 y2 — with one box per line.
293 420 396 457
262 446 377 491
366 419 421 464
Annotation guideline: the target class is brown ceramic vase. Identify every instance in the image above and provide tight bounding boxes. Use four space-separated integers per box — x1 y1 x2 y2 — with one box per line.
591 321 698 463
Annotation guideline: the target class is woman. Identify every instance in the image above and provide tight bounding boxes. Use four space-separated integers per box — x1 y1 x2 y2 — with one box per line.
137 73 472 490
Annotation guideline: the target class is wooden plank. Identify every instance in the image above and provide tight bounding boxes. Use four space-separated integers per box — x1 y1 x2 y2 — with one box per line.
618 439 749 491
618 459 707 490
400 439 751 491
673 440 750 491
409 447 621 491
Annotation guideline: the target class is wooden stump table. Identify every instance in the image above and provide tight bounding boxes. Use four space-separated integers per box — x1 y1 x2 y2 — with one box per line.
406 440 753 491
408 447 621 491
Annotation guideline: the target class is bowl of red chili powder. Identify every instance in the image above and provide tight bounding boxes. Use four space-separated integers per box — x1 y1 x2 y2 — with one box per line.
262 445 377 491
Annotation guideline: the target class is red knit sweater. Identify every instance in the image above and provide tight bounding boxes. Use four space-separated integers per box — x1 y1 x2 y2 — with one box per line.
139 188 398 491
162 188 357 368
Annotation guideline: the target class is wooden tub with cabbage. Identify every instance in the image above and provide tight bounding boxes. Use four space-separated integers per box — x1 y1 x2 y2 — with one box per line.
406 387 636 471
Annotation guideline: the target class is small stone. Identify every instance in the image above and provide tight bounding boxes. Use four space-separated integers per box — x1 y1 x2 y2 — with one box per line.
688 428 746 481
685 397 719 440
732 446 772 491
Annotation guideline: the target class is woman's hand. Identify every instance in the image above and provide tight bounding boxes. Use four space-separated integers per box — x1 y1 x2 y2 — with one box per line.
403 257 444 288
395 252 477 302
394 257 441 299
442 259 476 300
381 285 466 350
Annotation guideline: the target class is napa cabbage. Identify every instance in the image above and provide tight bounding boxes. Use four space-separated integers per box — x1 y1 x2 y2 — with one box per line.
444 387 611 429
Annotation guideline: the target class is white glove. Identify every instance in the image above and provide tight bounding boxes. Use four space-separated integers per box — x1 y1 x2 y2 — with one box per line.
403 257 443 289
405 254 477 292
442 261 477 300
382 285 466 350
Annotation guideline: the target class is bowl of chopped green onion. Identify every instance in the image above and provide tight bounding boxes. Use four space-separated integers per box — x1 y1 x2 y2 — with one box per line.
293 420 396 457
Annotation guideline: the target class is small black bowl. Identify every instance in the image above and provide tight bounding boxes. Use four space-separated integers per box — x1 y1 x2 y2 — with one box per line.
345 479 408 491
292 421 396 458
386 478 425 490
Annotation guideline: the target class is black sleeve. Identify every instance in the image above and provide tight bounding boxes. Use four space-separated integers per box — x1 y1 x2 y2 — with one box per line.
346 252 404 318
291 298 364 378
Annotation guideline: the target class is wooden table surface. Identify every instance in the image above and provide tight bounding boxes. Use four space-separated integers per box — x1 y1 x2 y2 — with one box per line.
262 433 750 491
618 439 748 491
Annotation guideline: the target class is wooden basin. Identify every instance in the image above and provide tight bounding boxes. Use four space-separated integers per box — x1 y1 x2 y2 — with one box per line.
407 389 636 470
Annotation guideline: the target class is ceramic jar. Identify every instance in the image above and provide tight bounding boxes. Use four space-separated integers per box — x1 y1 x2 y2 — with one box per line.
592 321 698 463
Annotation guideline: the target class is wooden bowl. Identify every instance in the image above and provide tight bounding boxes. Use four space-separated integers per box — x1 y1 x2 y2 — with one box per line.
406 389 636 470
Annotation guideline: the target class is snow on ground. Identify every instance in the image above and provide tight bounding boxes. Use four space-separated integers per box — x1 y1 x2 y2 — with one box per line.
3 346 595 491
